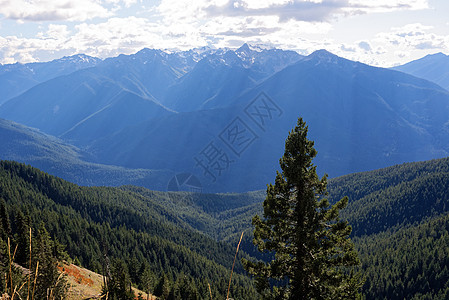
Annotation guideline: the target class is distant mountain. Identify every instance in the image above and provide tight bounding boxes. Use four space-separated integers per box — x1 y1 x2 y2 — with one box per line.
392 52 449 90
0 54 100 104
89 50 449 192
229 49 449 174
92 48 184 101
161 44 302 111
0 68 174 144
2 46 449 193
0 118 172 189
161 52 256 111
0 45 301 143
234 43 303 78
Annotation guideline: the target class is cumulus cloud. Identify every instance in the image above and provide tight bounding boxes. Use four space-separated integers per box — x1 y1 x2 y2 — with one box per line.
72 17 165 57
331 23 449 67
37 24 70 40
0 0 111 22
377 23 445 51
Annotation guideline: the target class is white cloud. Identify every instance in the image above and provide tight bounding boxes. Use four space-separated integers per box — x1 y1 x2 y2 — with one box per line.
377 23 445 50
329 23 449 67
37 24 70 40
151 0 434 59
0 16 210 63
2 17 444 67
0 0 112 22
0 0 443 66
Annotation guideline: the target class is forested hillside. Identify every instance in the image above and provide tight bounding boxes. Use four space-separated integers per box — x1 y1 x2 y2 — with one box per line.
0 160 256 299
356 214 449 299
2 158 449 299
327 157 449 299
0 118 173 190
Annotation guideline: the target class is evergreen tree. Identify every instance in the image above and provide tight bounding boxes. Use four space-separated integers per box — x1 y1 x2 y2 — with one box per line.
154 273 171 300
0 235 8 294
102 258 135 300
243 118 364 299
139 263 155 300
0 198 11 240
32 223 68 300
14 210 31 266
168 275 199 300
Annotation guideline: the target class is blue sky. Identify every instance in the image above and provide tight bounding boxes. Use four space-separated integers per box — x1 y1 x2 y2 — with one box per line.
0 0 448 67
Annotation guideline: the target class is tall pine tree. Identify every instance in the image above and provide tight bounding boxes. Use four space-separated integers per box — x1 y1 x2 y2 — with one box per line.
243 118 364 299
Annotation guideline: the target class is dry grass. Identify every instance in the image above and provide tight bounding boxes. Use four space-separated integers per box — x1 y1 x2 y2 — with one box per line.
61 263 155 300
226 231 244 300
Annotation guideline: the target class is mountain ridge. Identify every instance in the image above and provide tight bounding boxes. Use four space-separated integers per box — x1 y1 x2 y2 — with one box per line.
392 52 449 91
0 54 101 105
0 118 173 190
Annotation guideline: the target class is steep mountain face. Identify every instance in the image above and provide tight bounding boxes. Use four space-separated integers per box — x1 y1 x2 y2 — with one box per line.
93 48 183 101
161 53 257 111
160 44 302 111
0 118 85 164
392 52 449 91
234 43 303 78
230 50 449 173
0 54 100 105
60 90 174 146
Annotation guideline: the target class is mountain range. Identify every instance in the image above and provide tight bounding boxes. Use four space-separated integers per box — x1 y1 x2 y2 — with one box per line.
1 45 448 192
0 54 101 105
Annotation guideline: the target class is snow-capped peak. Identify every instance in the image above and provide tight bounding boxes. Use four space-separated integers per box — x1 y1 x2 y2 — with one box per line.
58 54 101 65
